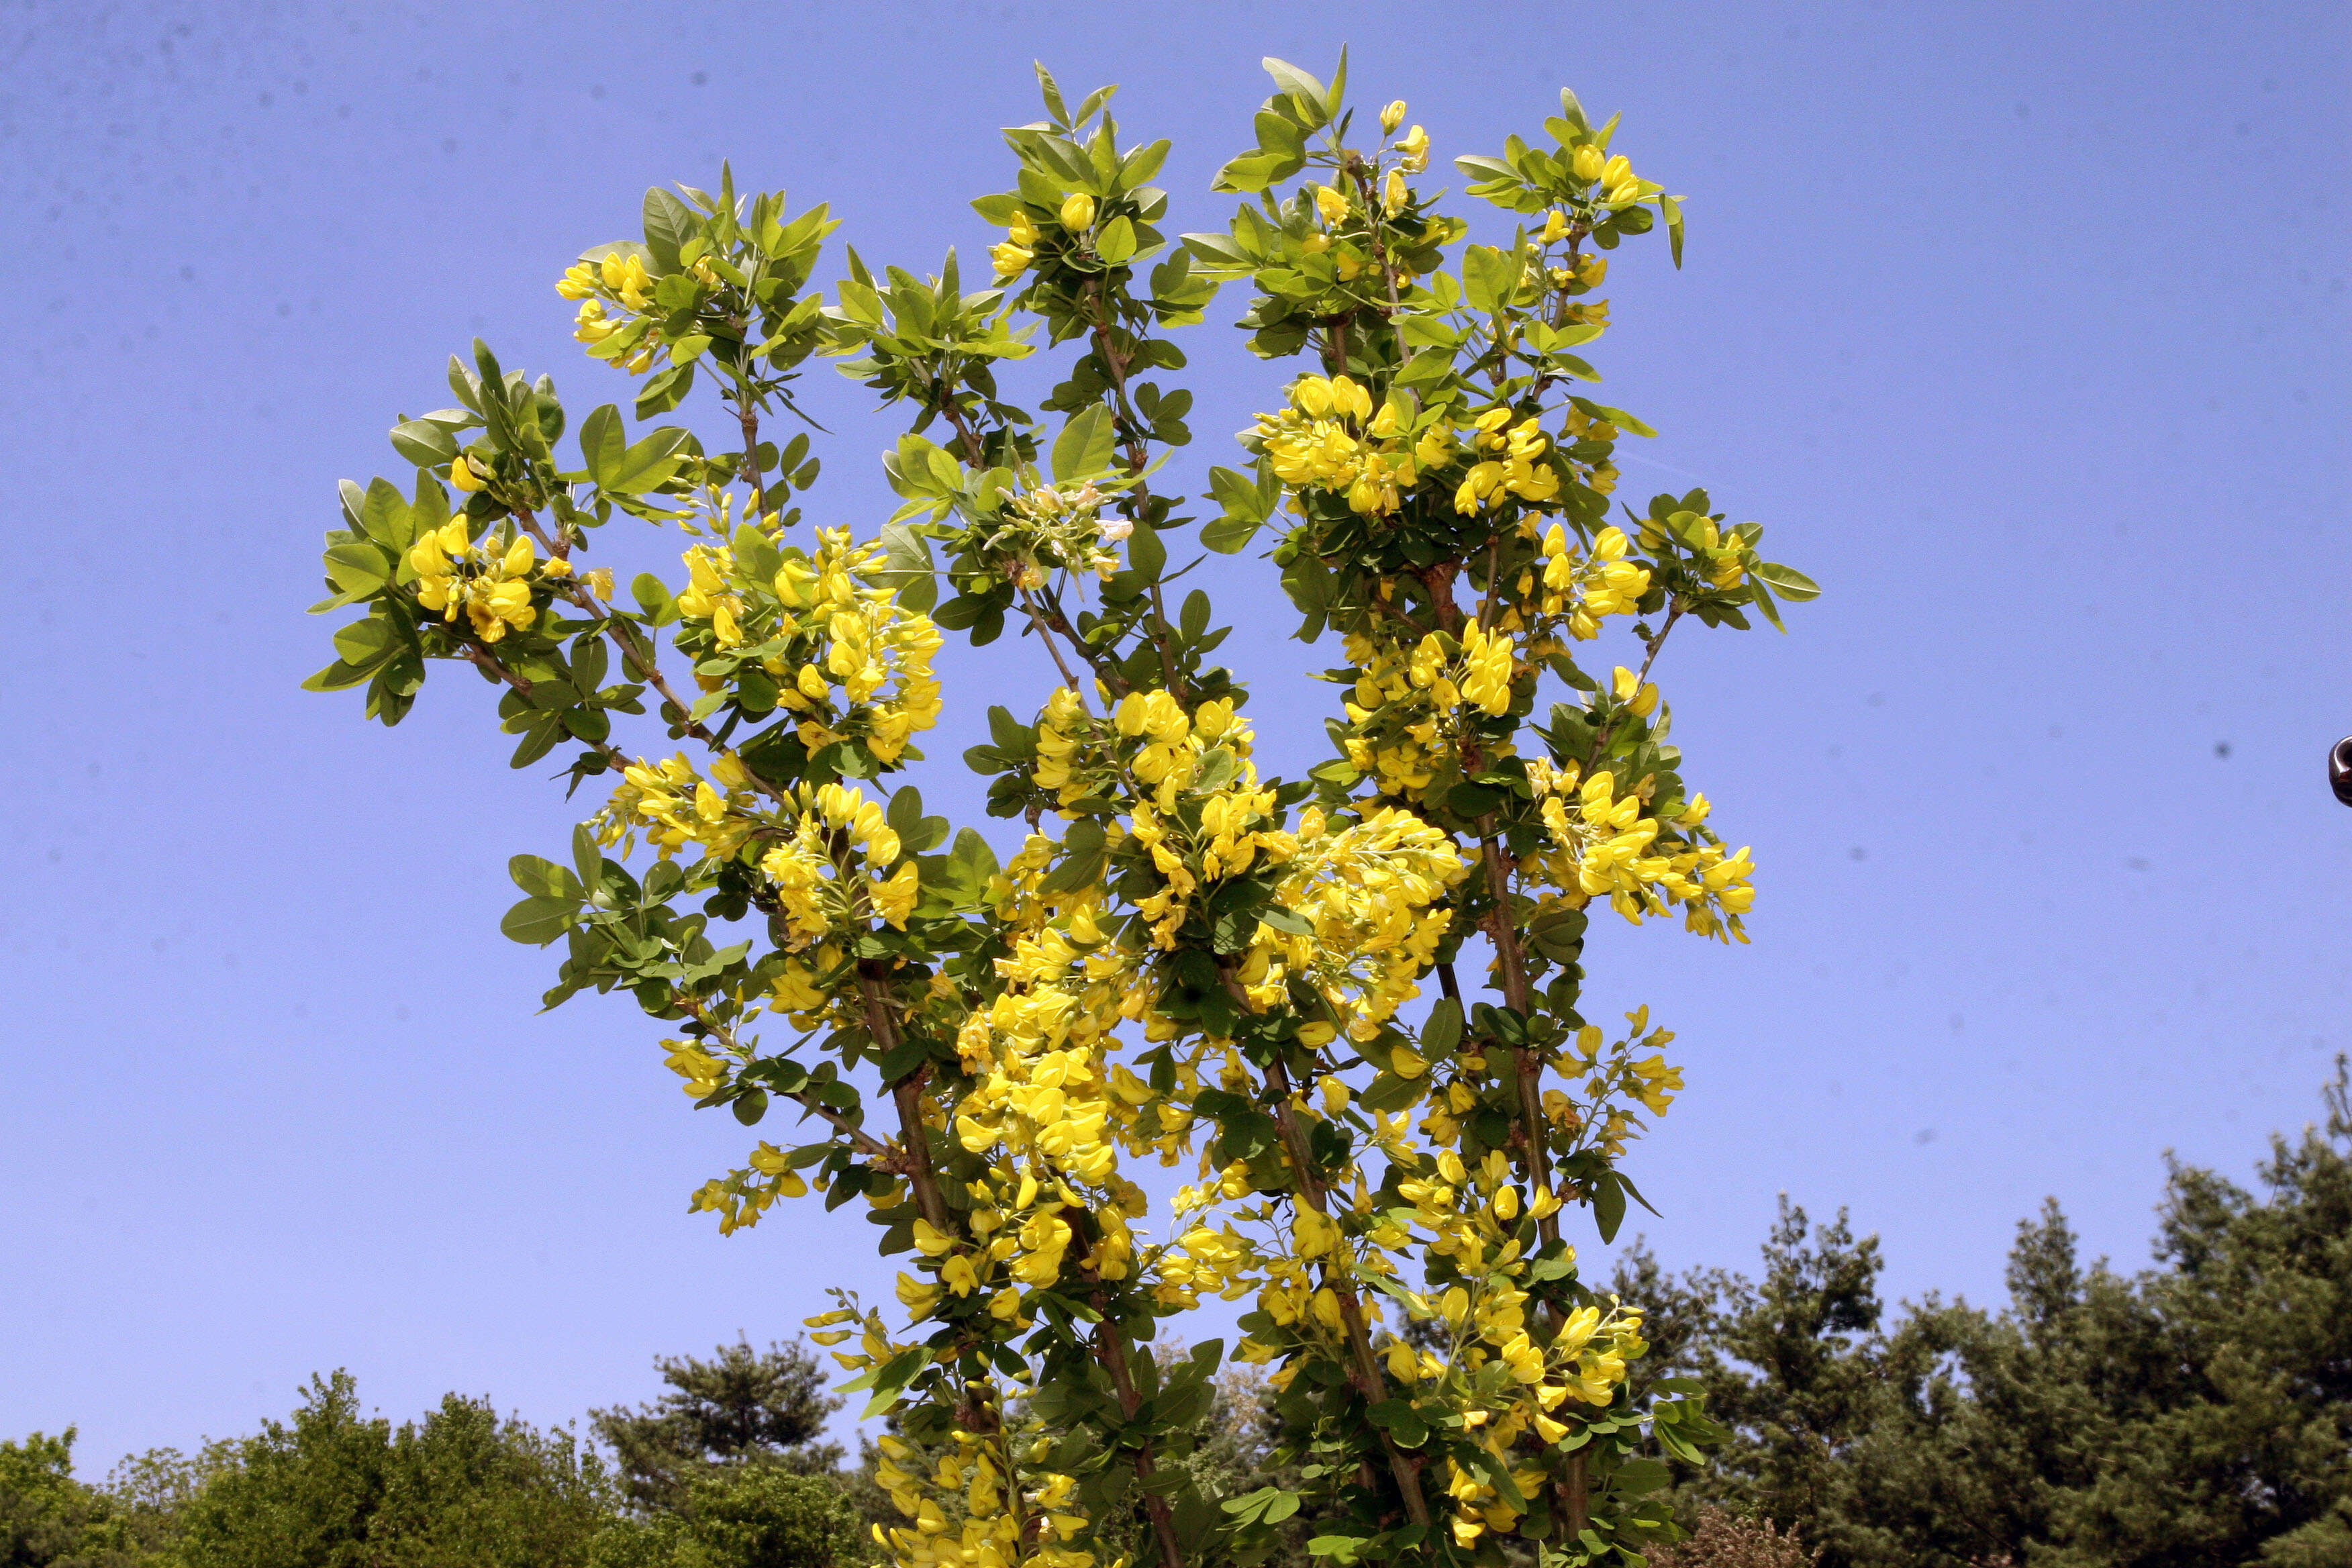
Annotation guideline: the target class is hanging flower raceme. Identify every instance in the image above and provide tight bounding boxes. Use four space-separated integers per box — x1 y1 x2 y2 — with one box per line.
1241 806 1469 1042
667 524 945 765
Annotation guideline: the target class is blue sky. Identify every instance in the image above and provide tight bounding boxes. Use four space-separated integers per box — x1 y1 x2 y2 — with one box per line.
4 1 2346 1472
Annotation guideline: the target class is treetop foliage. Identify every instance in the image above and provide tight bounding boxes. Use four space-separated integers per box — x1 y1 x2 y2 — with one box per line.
306 48 1819 1568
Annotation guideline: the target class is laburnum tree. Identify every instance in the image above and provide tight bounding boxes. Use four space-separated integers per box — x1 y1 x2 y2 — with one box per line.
307 54 1814 1568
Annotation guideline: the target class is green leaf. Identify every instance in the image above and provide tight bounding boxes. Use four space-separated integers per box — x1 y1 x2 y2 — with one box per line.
508 854 581 899
732 522 783 585
322 542 393 597
633 364 694 421
389 420 458 467
356 479 414 549
1568 397 1657 438
579 403 625 484
1613 1457 1670 1498
301 660 375 693
877 523 938 613
572 822 603 893
1421 998 1463 1056
732 1088 769 1126
1095 215 1137 264
632 573 679 626
1659 192 1685 268
1125 522 1166 582
641 187 697 273
1461 245 1523 314
857 1346 929 1418
1261 57 1328 119
1361 1071 1420 1113
1051 407 1116 483
332 617 397 669
1199 512 1264 554
1591 1171 1628 1243
501 895 577 946
1751 561 1820 601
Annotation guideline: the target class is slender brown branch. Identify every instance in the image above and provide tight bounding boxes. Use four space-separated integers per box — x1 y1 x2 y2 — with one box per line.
1083 283 1188 705
498 495 760 790
1263 1053 1432 1527
1016 587 1090 696
677 996 900 1165
1344 159 1413 369
1220 973 1430 1526
856 967 954 1239
1582 599 1685 774
1093 1323 1188 1568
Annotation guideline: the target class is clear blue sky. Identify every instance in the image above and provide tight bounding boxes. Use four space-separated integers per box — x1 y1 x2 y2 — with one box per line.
4 1 2345 1473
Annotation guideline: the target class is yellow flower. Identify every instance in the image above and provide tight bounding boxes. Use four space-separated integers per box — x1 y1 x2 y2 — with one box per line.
1314 185 1349 226
1571 144 1605 183
1379 99 1408 134
1059 192 1096 232
990 242 1032 280
1384 169 1408 217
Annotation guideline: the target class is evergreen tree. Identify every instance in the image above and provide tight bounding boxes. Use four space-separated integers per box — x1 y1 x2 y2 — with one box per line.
1622 1062 2352 1568
590 1340 844 1512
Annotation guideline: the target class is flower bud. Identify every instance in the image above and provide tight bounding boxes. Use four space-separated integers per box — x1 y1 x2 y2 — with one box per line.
1571 143 1605 183
1059 192 1096 231
1379 99 1408 134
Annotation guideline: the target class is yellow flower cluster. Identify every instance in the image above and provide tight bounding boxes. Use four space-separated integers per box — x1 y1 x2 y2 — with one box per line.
1307 1143 1653 1543
557 247 721 375
406 520 553 643
1526 522 1649 639
686 1136 818 1236
1452 407 1561 513
1240 807 1467 1042
1336 624 1522 801
1569 144 1643 205
671 526 945 764
1157 1217 1259 1310
1127 754 1298 950
1638 510 1751 591
867 1424 1096 1568
597 757 916 940
1003 481 1124 582
989 191 1100 282
1527 758 1753 936
1255 375 1442 518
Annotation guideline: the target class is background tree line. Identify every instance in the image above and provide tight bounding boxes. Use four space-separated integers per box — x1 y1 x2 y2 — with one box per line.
10 1063 2346 1568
